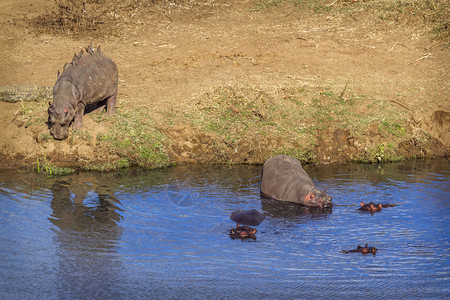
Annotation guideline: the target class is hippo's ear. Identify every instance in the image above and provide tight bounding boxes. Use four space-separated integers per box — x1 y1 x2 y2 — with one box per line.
310 192 315 199
360 202 365 206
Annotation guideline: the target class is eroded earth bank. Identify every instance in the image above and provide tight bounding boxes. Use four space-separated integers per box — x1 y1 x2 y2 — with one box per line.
0 0 448 171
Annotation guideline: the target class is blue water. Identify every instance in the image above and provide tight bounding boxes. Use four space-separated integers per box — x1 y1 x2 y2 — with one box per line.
0 159 449 299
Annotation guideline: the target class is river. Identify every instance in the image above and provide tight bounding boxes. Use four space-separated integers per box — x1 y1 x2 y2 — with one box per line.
0 159 449 298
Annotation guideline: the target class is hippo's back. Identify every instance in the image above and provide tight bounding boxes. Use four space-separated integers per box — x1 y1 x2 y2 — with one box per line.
56 51 118 104
260 155 314 204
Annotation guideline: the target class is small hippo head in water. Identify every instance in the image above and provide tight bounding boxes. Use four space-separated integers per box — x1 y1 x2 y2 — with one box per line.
304 187 332 208
359 201 383 213
358 201 396 213
229 209 265 240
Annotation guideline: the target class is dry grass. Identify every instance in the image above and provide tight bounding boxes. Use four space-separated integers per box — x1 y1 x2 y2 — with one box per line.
31 0 217 36
163 83 410 163
257 0 449 40
30 0 448 39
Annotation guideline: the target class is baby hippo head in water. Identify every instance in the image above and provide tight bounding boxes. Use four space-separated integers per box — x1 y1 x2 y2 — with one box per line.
304 187 332 208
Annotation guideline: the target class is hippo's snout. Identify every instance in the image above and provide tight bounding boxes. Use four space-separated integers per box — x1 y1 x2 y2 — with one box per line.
50 125 69 140
312 188 332 208
317 198 332 208
323 195 333 206
51 134 68 140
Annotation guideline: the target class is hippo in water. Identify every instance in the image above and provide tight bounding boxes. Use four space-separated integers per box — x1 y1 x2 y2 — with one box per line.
230 209 266 227
341 243 377 255
260 155 332 208
358 201 397 214
229 209 265 240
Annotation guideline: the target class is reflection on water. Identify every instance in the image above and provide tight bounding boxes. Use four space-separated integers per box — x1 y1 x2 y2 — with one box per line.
49 177 124 298
0 159 449 298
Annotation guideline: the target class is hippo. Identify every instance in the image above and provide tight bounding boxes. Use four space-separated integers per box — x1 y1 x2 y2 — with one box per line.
48 44 118 140
341 244 377 255
229 209 265 240
358 201 397 214
260 155 332 208
230 209 266 227
229 226 257 240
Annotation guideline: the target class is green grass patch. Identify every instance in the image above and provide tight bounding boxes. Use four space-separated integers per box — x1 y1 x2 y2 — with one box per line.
356 143 405 163
69 129 93 147
166 83 410 164
379 121 406 137
96 104 170 169
34 156 75 176
39 132 53 143
16 100 49 127
273 146 316 164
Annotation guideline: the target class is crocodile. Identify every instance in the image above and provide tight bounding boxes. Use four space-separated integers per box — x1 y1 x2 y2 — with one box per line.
0 85 52 103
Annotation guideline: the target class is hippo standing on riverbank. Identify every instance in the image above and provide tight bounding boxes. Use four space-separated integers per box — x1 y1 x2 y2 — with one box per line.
260 155 332 208
48 44 118 140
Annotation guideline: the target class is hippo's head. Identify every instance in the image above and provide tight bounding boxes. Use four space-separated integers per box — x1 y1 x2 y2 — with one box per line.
359 201 382 213
48 79 80 140
303 188 332 208
48 104 75 140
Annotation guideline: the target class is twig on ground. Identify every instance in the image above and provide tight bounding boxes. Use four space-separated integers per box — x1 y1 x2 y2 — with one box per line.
388 42 398 52
339 79 349 100
412 115 422 124
409 53 433 64
284 11 295 18
416 53 433 61
390 99 410 111
425 43 447 51
326 0 339 7
388 42 409 52
390 100 422 124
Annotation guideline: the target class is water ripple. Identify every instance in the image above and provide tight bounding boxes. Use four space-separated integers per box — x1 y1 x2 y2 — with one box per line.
0 160 449 298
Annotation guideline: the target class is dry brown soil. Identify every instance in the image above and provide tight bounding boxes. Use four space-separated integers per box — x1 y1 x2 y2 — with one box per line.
0 0 448 169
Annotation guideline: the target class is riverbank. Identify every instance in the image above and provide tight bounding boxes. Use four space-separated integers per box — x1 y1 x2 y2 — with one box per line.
0 0 448 172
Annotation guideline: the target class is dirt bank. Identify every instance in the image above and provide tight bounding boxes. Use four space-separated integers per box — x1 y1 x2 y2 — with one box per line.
0 0 448 171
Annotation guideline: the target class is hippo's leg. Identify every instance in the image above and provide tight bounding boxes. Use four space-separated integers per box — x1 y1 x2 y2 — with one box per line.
72 102 86 130
106 92 117 116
